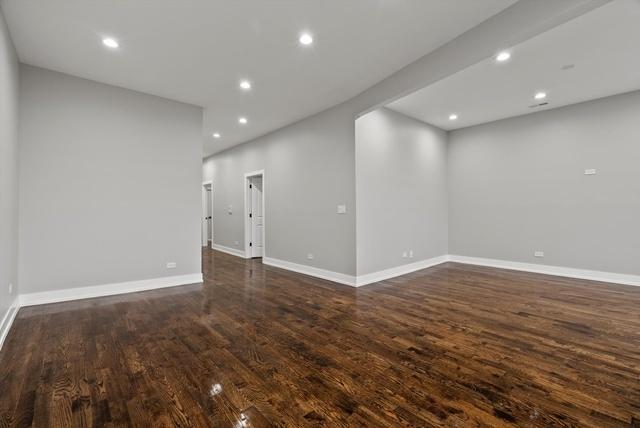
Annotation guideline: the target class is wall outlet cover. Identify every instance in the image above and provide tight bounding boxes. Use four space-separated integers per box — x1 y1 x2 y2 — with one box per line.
534 251 544 258
166 262 177 269
307 253 314 260
584 169 597 175
336 204 347 214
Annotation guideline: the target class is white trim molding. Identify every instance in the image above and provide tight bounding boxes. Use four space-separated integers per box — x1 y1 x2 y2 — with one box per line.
215 249 640 290
263 257 358 287
356 255 450 287
0 296 20 351
19 273 204 307
263 255 451 287
449 255 640 287
212 243 247 259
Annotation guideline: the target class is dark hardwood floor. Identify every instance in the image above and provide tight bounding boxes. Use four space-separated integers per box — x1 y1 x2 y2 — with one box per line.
1 249 640 427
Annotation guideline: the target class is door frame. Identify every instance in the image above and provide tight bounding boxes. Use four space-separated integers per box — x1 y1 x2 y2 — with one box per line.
202 181 213 248
244 170 265 258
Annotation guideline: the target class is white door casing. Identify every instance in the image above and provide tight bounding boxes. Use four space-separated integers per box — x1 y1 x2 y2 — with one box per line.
202 181 213 247
250 176 263 257
206 188 213 242
244 170 265 259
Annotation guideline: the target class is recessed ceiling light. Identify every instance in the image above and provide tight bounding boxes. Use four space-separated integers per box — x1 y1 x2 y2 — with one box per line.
238 117 248 125
212 132 221 139
299 33 314 46
534 92 547 100
102 38 119 49
449 114 458 121
495 51 510 62
239 80 252 90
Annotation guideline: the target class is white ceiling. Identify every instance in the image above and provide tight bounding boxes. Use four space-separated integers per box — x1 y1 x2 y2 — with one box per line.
387 0 640 131
0 0 516 157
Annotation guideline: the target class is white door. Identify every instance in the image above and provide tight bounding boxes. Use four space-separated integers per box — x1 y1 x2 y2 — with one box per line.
206 188 213 242
250 177 263 257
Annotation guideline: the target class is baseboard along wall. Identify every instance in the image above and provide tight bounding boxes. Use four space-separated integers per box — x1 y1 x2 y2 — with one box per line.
3 250 638 352
221 247 640 289
212 244 246 258
0 297 20 352
0 273 203 352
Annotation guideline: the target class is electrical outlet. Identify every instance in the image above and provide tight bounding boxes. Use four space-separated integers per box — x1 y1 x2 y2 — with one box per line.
402 251 408 258
534 251 544 258
307 253 314 260
166 262 177 269
584 169 597 175
8 283 13 294
234 240 240 246
336 205 347 214
409 250 414 259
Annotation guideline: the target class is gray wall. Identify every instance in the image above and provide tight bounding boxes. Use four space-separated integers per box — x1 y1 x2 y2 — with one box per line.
19 65 203 293
449 90 640 275
202 102 357 275
202 1 598 277
0 7 19 321
356 108 448 275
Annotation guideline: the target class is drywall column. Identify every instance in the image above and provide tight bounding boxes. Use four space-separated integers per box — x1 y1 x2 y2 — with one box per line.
356 108 448 276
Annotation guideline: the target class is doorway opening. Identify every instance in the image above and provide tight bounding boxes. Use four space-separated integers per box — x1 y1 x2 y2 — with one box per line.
244 170 265 258
202 181 213 248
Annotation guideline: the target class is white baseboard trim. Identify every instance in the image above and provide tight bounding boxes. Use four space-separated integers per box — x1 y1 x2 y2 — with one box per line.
262 255 452 288
262 253 640 289
0 296 20 352
449 255 640 287
212 244 246 259
19 273 204 307
263 257 358 287
356 255 450 287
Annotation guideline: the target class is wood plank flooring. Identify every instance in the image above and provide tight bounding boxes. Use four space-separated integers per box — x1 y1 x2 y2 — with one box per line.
1 248 640 427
